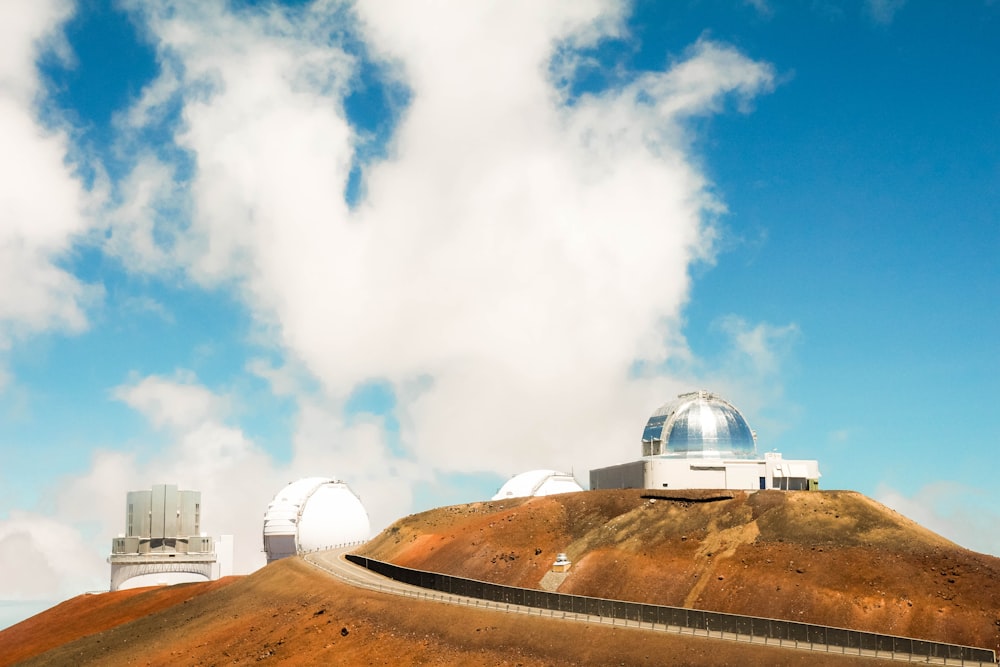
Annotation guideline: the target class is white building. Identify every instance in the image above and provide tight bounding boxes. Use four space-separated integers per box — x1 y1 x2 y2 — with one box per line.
108 484 229 591
262 477 370 563
590 391 821 492
491 469 583 500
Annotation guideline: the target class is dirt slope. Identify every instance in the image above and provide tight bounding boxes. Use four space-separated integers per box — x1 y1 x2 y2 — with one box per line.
358 489 1000 654
3 488 996 665
2 557 897 666
0 577 237 666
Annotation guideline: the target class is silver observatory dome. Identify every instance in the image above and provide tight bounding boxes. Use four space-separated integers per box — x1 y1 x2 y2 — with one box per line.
641 390 757 459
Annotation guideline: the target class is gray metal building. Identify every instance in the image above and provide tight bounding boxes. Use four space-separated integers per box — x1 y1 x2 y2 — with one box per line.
108 484 217 591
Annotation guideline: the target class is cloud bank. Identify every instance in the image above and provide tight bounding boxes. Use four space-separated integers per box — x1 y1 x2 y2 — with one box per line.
110 0 776 476
876 483 1000 556
1 0 802 605
0 0 95 355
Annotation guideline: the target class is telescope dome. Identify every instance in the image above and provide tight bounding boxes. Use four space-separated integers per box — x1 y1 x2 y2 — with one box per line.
491 469 583 500
641 391 756 459
262 477 370 563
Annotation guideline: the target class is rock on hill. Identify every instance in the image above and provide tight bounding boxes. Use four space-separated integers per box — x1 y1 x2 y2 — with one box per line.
357 489 1000 654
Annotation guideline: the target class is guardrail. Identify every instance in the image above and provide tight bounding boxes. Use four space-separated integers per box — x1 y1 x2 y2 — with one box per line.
297 541 367 555
345 554 997 665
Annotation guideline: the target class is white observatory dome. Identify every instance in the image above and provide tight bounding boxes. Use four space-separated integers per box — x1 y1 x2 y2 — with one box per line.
641 390 757 459
491 469 583 500
262 477 370 563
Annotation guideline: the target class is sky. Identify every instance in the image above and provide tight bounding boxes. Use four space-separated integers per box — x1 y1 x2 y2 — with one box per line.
1 0 998 629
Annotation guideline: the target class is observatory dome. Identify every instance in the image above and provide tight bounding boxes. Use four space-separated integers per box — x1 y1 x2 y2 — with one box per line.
641 390 756 459
491 469 583 500
262 477 370 563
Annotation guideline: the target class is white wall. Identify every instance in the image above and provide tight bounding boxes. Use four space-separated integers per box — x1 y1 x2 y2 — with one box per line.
592 454 820 491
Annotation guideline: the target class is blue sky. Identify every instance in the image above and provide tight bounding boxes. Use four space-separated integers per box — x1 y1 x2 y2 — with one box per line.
1 0 997 627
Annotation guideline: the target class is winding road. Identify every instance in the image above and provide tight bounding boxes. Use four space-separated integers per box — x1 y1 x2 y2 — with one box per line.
302 548 996 666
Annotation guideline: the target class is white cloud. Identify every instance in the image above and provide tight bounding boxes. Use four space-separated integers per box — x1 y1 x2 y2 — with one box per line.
0 512 106 600
661 315 801 443
109 1 776 480
876 482 1000 556
1 375 281 596
246 357 302 397
119 294 174 323
103 154 188 273
45 378 278 581
744 0 773 17
0 0 73 101
866 0 907 24
0 0 96 351
827 428 852 444
0 371 423 600
114 372 230 431
285 395 423 530
716 315 800 378
6 1 792 605
110 0 356 284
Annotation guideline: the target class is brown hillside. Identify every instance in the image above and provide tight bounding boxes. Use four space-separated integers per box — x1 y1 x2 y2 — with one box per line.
2 488 995 665
358 489 1000 654
0 556 896 666
0 577 237 666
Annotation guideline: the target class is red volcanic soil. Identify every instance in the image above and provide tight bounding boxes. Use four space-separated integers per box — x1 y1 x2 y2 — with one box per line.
1 556 897 666
359 489 1000 655
0 578 237 665
2 489 996 665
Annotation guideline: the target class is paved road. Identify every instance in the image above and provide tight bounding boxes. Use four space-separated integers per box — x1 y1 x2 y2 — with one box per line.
305 548 709 631
302 548 996 666
305 548 584 619
305 548 430 596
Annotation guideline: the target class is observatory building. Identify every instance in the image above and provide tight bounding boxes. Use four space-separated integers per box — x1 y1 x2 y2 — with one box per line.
108 484 218 592
590 390 821 491
262 477 371 563
492 469 583 500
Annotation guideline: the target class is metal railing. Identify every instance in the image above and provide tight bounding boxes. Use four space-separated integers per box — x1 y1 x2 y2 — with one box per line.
344 554 997 666
296 541 367 556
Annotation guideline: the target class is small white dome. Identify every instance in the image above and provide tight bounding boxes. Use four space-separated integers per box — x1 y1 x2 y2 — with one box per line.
263 477 370 563
491 469 583 500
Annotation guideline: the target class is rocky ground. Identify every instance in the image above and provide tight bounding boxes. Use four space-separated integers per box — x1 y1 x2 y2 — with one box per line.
2 488 997 665
358 489 1000 654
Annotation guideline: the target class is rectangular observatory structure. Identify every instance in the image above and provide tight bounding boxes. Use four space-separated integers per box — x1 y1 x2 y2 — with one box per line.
591 392 821 492
590 452 821 491
109 484 216 591
119 484 205 553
